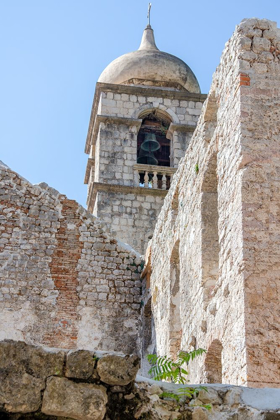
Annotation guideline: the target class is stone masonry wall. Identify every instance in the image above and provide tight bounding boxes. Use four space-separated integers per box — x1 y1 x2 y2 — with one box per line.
1 340 280 420
85 84 206 254
144 18 280 388
0 162 142 354
94 189 165 252
91 85 204 179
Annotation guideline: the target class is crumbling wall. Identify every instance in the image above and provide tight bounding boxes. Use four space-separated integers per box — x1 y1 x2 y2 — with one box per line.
145 18 280 388
0 163 142 354
1 340 280 420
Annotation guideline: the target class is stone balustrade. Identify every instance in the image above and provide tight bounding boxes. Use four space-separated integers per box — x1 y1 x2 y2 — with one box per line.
133 164 177 190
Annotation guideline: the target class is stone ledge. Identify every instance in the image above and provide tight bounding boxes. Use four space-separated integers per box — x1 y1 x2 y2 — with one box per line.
87 181 169 213
95 82 208 101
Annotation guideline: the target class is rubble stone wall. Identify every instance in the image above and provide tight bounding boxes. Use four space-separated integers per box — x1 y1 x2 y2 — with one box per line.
0 163 142 354
1 340 280 420
145 18 280 388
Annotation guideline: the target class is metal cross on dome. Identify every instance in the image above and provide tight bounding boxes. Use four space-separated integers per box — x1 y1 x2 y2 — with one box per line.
147 3 152 26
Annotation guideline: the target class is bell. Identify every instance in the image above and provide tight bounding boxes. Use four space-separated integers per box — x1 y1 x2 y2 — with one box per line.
137 151 158 165
140 133 160 152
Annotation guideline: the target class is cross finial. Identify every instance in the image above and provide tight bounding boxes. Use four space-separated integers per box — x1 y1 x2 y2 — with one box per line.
147 3 152 26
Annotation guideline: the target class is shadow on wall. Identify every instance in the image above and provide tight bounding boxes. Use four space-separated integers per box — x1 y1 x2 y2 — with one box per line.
140 297 157 377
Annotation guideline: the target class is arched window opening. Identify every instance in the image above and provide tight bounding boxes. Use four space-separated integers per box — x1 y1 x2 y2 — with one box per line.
137 112 171 167
204 340 223 383
201 152 219 301
169 240 182 359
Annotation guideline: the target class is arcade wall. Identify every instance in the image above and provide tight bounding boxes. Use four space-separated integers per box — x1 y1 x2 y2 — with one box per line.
144 18 280 388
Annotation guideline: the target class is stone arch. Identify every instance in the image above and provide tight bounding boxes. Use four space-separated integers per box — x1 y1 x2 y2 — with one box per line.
169 240 182 358
136 109 172 168
201 151 219 302
133 103 179 124
204 339 223 383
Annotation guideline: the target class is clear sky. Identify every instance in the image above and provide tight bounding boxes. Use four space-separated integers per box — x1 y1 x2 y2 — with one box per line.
1 1 279 207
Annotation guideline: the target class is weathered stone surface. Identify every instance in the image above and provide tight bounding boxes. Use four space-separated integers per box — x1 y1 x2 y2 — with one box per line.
0 372 44 413
192 407 209 420
65 350 96 380
0 342 279 420
0 164 142 355
143 17 280 388
42 376 107 420
0 340 65 378
198 387 222 405
97 355 140 385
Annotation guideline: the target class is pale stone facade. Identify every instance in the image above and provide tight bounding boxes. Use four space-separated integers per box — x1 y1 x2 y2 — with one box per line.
143 18 280 388
0 162 142 354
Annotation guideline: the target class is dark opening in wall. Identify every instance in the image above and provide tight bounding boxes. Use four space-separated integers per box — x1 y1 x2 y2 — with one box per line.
137 113 171 167
204 339 223 383
169 240 182 358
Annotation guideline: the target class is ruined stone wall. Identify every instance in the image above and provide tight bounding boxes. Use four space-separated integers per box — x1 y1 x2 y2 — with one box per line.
1 340 280 420
145 18 280 388
0 163 142 354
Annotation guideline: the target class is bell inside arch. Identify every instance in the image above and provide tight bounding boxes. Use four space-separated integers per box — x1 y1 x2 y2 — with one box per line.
140 133 160 152
137 148 158 165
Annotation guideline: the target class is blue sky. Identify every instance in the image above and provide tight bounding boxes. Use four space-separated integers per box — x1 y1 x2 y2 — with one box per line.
1 1 279 207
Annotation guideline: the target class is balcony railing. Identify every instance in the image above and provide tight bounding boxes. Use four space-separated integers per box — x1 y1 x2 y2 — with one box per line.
133 164 177 190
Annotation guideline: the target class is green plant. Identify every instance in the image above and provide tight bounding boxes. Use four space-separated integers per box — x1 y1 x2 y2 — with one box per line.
147 349 211 411
195 163 199 174
147 348 205 384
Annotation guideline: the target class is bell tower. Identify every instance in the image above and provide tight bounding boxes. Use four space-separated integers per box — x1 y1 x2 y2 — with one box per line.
84 23 206 254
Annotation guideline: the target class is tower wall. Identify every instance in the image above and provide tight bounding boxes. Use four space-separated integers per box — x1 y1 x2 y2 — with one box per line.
144 18 280 387
85 84 206 253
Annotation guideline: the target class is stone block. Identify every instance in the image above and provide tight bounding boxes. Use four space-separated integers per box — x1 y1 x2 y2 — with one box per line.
65 350 96 380
252 37 271 53
97 354 140 385
0 372 44 413
42 376 107 420
0 340 65 378
198 387 222 404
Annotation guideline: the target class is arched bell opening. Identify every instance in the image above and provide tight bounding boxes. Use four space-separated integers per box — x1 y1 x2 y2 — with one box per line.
137 111 171 167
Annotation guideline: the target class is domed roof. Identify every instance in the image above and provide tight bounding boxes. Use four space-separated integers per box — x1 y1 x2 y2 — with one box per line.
98 26 200 93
